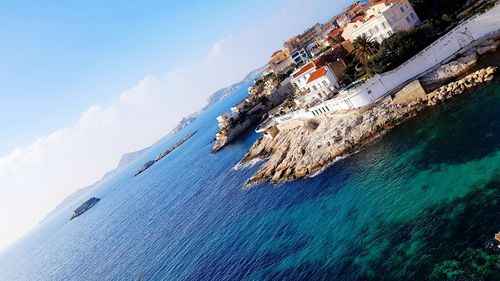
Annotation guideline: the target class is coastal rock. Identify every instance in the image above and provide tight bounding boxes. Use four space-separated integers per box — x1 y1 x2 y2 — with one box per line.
239 67 497 187
475 39 498 55
421 53 477 85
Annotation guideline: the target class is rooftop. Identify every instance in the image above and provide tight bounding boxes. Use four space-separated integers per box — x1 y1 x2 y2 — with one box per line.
329 28 344 37
293 61 316 78
350 15 366 24
293 55 329 77
307 67 328 83
271 50 283 58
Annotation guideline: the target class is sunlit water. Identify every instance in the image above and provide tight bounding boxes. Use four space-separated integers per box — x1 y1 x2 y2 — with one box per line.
1 76 500 280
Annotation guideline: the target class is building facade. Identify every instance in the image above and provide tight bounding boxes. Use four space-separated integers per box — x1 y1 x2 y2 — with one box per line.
342 0 421 43
269 50 295 74
305 65 342 100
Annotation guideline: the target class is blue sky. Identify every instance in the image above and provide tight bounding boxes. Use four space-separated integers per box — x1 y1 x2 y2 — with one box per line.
0 0 352 251
0 0 314 154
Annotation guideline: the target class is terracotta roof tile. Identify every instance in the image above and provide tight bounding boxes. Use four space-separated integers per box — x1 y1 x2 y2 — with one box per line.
306 67 328 83
350 15 366 23
293 61 316 78
329 28 344 37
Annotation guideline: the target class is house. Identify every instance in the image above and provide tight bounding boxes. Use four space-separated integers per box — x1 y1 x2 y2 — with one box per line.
216 113 237 129
262 65 274 77
284 23 328 65
303 61 346 101
230 101 246 114
269 50 295 74
342 0 421 43
290 48 310 65
290 49 348 92
336 1 366 27
290 58 324 92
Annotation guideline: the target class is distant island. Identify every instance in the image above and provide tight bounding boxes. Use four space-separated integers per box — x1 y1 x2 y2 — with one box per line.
134 131 197 176
170 67 264 135
41 67 263 223
70 197 100 221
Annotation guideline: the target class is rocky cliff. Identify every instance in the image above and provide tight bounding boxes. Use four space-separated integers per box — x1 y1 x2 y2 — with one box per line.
239 67 497 187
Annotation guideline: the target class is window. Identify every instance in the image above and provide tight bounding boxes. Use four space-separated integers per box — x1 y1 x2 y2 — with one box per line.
388 31 393 36
400 7 405 13
381 22 387 29
369 29 374 36
312 85 317 91
322 80 328 86
410 13 416 20
406 16 411 24
389 17 396 24
375 25 380 32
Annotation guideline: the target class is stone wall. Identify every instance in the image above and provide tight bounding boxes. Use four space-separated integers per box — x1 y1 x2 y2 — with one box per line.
336 3 500 109
270 4 500 125
391 80 427 105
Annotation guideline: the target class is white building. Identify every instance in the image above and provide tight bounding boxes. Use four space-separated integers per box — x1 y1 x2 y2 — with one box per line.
336 2 365 27
290 60 319 92
290 48 310 65
342 0 421 43
305 65 342 100
275 3 500 123
291 57 346 93
216 113 237 129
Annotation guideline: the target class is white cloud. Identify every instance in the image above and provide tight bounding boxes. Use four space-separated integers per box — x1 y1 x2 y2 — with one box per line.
0 71 210 251
0 0 352 252
206 37 232 62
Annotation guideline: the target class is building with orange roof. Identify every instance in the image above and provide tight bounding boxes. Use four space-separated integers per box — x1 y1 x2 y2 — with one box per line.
336 1 366 27
329 28 344 38
342 0 420 43
303 60 346 101
290 60 320 91
268 49 294 74
290 53 346 103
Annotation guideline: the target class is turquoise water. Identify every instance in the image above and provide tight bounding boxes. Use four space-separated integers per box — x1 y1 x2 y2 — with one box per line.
0 79 500 280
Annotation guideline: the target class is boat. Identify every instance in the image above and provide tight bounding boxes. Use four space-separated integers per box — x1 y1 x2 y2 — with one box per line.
70 197 100 220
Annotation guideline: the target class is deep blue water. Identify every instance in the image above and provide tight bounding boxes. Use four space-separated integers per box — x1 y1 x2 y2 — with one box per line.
1 78 500 281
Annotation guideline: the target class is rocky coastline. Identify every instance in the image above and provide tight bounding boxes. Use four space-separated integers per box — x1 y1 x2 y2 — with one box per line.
212 73 293 153
239 66 498 187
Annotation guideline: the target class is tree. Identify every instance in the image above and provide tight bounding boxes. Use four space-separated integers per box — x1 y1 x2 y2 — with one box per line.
365 24 439 74
327 35 343 47
352 34 380 64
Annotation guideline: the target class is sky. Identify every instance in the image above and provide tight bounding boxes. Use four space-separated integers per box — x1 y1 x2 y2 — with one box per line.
0 0 351 251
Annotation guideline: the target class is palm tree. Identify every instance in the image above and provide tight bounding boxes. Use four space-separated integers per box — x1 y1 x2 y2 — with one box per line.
352 34 380 64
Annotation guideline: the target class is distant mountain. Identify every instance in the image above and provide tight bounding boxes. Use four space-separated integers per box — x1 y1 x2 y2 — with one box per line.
116 147 150 169
40 148 147 223
169 66 264 134
169 112 200 135
205 66 264 109
42 66 264 222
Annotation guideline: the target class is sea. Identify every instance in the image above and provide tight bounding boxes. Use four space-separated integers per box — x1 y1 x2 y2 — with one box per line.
1 59 500 280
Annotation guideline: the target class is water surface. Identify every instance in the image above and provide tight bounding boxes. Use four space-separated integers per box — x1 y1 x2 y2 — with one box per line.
1 78 500 280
